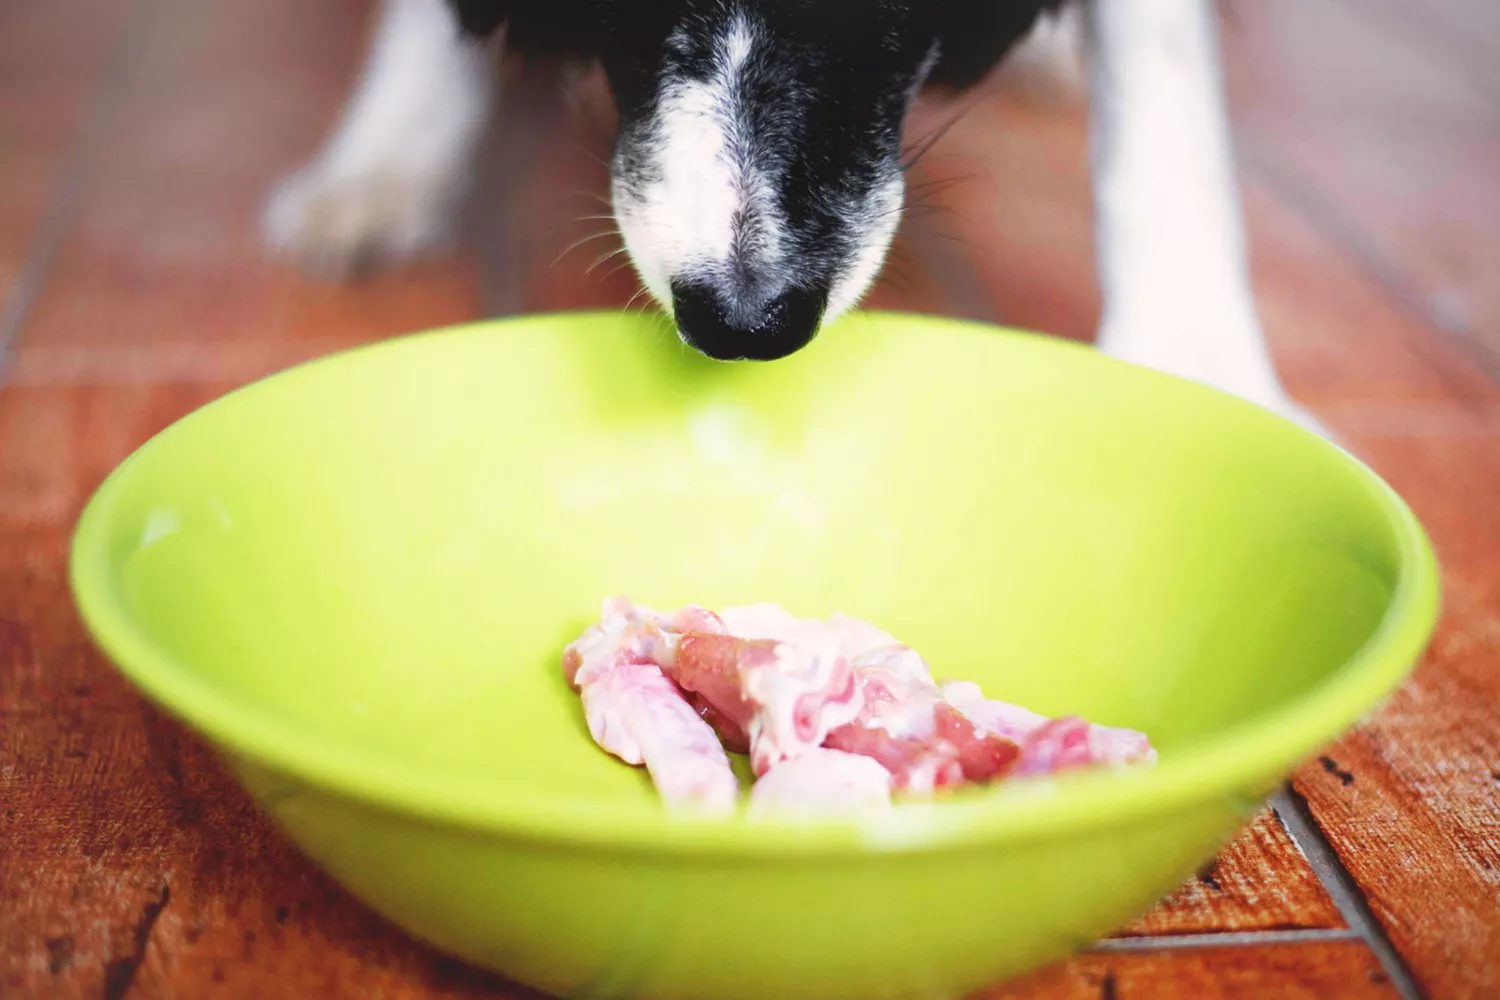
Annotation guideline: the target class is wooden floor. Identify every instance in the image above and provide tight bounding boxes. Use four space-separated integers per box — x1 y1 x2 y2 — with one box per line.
2 1 1497 998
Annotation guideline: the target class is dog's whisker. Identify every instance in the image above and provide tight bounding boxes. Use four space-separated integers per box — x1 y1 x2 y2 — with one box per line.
565 189 616 210
586 246 629 277
623 285 653 314
597 258 640 284
904 174 973 197
895 203 956 222
876 261 913 293
550 230 623 270
880 253 921 292
901 99 981 171
907 152 977 170
885 243 927 286
925 230 971 248
572 143 614 172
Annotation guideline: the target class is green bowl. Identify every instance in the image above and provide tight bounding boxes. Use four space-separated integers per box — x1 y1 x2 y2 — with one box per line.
70 311 1438 1000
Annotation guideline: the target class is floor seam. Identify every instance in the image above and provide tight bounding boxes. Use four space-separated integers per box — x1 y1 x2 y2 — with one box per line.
1238 142 1500 394
1357 0 1500 107
1272 786 1426 1000
1089 927 1361 953
0 0 160 387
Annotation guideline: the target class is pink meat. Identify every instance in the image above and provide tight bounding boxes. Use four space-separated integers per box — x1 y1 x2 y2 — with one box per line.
563 599 739 813
667 631 863 776
802 643 1023 792
561 598 1155 812
823 723 964 792
578 658 739 813
748 748 893 813
661 632 763 750
933 704 1025 783
941 680 1157 775
823 704 1021 793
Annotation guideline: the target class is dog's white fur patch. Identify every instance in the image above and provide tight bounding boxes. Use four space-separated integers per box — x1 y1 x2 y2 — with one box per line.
612 13 905 326
612 15 786 309
827 173 904 320
263 0 492 274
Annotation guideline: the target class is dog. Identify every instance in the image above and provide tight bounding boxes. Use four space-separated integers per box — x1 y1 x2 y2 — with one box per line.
263 0 1321 432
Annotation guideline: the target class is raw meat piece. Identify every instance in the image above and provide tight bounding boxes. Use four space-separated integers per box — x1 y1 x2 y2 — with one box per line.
748 748 893 813
667 630 863 776
579 659 740 813
562 599 739 813
821 645 1022 793
822 721 963 793
560 597 1155 813
941 681 1157 775
720 603 901 661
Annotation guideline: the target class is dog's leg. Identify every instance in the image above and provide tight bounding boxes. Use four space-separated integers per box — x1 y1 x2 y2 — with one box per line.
1085 0 1325 434
263 0 494 276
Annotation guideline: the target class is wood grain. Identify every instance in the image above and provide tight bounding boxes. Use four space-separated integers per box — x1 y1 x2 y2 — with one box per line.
977 941 1401 1000
1114 811 1343 937
5 0 1500 997
1285 429 1500 1000
8 0 480 357
0 385 543 997
0 0 137 300
1226 0 1500 361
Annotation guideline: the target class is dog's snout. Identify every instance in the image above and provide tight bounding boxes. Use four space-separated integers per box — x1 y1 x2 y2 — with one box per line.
671 281 827 362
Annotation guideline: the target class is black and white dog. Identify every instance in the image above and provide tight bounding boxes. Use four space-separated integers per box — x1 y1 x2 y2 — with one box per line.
264 0 1320 431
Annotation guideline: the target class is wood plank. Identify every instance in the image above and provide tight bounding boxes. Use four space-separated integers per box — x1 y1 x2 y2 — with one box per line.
976 941 1401 1000
0 607 542 1000
5 1 1499 997
0 383 238 531
8 0 481 357
1225 0 1500 360
898 87 1101 341
0 379 543 1000
1286 426 1500 1000
0 0 137 300
1115 811 1343 937
867 74 1500 413
1405 0 1500 83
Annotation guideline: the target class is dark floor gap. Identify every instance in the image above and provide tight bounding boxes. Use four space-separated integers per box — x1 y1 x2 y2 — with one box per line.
1272 787 1426 1000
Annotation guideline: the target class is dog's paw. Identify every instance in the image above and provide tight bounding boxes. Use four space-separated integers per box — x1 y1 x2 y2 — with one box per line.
262 163 459 279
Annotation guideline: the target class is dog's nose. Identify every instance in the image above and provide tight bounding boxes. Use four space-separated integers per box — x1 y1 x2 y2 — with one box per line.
671 280 826 361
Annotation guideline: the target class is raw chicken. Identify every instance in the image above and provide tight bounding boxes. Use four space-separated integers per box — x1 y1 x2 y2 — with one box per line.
747 748 893 813
941 681 1157 774
561 597 1156 813
579 660 740 813
824 644 1021 793
562 599 739 813
666 630 863 775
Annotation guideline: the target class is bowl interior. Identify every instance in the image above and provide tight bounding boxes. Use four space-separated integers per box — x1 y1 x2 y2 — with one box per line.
76 311 1431 835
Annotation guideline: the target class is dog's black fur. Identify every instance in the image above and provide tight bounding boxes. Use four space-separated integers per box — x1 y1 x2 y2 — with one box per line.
450 1 1066 88
448 0 1068 361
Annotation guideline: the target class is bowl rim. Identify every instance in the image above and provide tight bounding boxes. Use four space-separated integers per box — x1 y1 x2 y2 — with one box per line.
68 311 1442 856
